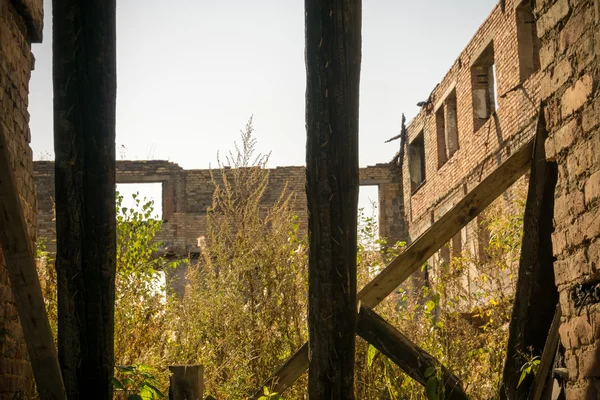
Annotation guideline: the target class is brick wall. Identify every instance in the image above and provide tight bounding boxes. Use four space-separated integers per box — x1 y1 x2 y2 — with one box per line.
402 0 542 244
0 0 43 397
34 160 408 256
538 0 600 396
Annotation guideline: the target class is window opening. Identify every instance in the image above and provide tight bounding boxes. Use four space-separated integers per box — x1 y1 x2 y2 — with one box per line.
516 1 541 82
409 132 426 192
471 42 496 131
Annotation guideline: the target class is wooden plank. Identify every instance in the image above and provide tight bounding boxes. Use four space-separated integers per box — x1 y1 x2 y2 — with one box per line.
528 305 561 400
358 133 535 308
356 304 468 400
501 109 558 399
251 128 536 397
168 365 204 400
0 125 66 399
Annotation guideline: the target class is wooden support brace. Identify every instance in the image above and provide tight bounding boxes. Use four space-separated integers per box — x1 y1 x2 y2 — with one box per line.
0 125 66 399
528 305 561 400
356 304 468 400
251 121 537 397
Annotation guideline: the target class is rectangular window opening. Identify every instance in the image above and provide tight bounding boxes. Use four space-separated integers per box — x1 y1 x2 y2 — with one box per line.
471 42 496 131
436 107 448 168
445 90 459 158
477 215 490 263
409 132 426 193
116 182 163 220
516 1 541 82
451 232 462 259
358 185 379 236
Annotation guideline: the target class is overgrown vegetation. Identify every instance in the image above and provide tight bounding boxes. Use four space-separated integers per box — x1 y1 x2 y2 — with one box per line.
36 120 527 399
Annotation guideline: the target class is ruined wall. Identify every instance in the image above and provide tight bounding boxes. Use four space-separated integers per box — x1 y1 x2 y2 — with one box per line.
34 161 407 255
539 0 600 396
401 0 544 277
0 0 43 397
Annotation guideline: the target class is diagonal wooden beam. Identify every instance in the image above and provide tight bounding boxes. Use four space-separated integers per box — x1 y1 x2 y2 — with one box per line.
251 123 537 397
0 125 66 400
356 304 468 400
528 305 561 400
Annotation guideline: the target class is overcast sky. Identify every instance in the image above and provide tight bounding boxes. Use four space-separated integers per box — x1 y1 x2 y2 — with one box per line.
28 0 497 216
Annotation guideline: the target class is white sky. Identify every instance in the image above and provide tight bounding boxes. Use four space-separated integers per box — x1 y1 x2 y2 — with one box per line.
29 0 497 217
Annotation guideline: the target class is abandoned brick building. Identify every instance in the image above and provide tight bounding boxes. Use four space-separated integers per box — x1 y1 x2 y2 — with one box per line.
0 0 43 396
33 161 406 255
1 0 600 398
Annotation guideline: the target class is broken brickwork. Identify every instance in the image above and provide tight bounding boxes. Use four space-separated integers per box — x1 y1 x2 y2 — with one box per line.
400 0 600 395
0 0 43 397
34 161 407 256
402 0 543 268
539 0 600 396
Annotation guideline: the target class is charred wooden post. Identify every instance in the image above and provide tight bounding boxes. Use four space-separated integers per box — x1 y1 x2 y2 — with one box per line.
305 0 362 397
357 304 468 400
168 365 204 400
0 126 66 399
500 109 558 400
53 0 117 398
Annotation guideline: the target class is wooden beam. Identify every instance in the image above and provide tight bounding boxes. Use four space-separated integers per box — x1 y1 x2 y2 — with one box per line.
53 0 117 398
528 305 561 400
0 125 66 399
304 0 362 397
356 304 468 400
251 124 537 397
500 110 558 399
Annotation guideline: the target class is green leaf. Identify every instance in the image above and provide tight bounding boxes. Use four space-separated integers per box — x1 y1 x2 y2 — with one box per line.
127 395 143 400
425 300 436 312
425 377 439 400
112 377 125 391
424 367 436 378
116 365 136 374
367 344 377 368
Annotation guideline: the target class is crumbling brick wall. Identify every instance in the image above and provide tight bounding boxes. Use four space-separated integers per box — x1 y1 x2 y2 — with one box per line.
34 161 407 257
401 0 543 275
539 0 600 396
0 0 43 397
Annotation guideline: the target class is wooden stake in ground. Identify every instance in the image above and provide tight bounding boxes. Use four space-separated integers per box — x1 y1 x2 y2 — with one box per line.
53 1 117 398
305 0 362 398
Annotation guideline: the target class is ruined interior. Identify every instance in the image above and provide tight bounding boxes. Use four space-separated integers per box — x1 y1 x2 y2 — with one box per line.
1 0 600 398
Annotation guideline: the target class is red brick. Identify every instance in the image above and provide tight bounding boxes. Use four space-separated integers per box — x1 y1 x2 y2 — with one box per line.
562 74 594 117
559 6 595 53
554 249 589 285
538 0 571 37
554 117 580 154
585 170 600 205
589 240 600 272
579 344 600 378
582 97 600 133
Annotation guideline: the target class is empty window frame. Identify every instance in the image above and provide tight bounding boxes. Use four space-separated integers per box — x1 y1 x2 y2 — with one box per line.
451 231 462 259
516 1 541 82
436 89 459 168
471 42 497 131
409 132 426 193
477 215 490 262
